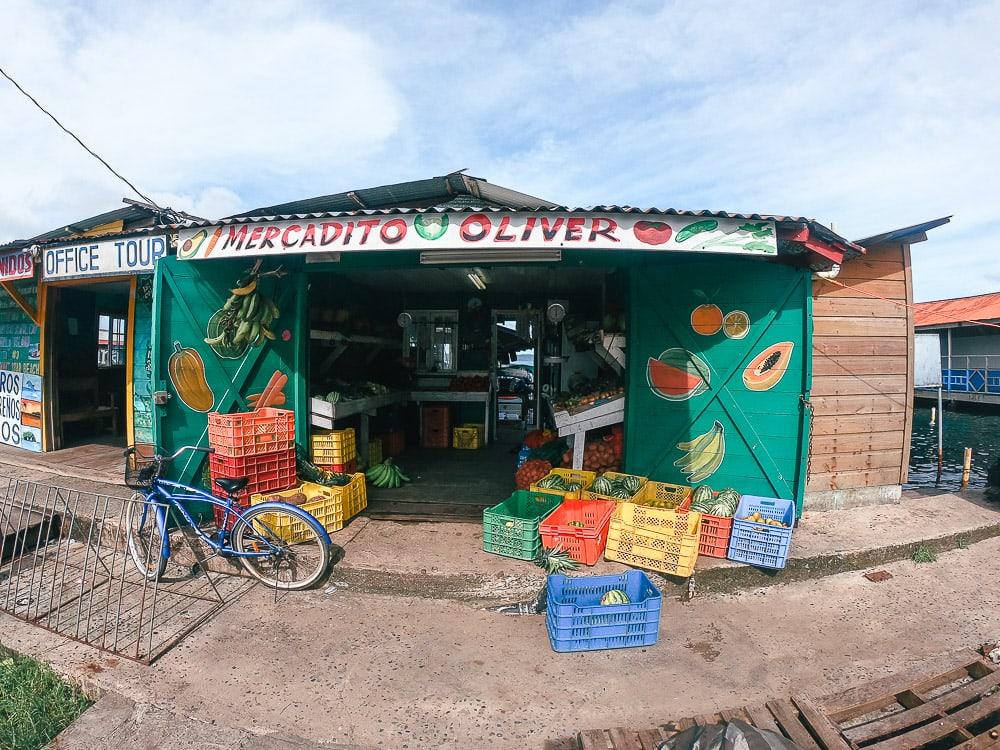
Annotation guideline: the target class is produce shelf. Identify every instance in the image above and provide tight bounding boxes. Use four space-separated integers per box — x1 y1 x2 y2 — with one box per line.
548 395 625 470
309 391 407 428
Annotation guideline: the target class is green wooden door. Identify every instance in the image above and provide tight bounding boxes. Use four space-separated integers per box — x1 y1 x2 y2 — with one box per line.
624 257 811 511
151 256 309 495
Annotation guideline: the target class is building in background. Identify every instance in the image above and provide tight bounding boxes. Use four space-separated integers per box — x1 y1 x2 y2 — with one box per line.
915 291 1000 407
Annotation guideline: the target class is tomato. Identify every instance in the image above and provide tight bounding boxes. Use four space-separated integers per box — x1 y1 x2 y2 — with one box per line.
633 221 672 245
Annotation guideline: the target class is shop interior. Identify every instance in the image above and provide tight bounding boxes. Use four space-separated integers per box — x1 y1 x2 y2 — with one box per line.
47 281 130 449
308 261 627 516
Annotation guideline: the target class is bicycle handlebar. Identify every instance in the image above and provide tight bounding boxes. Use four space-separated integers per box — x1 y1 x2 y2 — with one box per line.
124 445 215 461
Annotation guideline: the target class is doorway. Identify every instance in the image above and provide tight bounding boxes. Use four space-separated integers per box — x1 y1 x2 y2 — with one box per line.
48 281 130 449
492 309 541 440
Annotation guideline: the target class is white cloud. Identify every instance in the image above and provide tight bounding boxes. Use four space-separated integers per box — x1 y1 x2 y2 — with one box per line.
1 0 996 301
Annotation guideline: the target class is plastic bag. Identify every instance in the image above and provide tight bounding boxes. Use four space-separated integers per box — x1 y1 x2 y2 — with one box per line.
661 719 806 750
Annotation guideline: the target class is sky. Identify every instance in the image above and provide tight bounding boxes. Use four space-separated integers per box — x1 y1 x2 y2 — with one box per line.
0 0 997 301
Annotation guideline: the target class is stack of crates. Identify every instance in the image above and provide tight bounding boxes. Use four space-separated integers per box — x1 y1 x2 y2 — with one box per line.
604 500 702 578
207 408 297 529
421 406 451 448
310 428 357 474
452 423 485 449
248 474 368 540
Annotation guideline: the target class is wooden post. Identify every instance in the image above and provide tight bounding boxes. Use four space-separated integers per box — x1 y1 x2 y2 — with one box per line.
961 447 972 490
936 387 944 483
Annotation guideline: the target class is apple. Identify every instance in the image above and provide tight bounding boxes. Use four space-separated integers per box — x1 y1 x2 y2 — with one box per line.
633 221 672 245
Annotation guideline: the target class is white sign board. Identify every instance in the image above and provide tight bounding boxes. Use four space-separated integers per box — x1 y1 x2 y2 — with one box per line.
177 213 778 260
0 252 34 282
42 235 168 280
915 332 943 388
0 370 42 452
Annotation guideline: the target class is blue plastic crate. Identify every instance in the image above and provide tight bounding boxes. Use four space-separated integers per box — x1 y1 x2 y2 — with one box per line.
726 495 794 569
545 571 662 652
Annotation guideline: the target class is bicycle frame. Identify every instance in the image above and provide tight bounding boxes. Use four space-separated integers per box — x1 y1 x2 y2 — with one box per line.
138 477 330 560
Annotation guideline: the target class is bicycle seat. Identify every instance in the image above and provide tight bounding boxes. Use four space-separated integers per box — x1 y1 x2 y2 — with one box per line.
214 477 249 496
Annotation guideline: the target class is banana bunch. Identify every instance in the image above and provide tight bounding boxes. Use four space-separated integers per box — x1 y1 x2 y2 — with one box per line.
674 420 725 483
366 459 411 489
204 263 284 351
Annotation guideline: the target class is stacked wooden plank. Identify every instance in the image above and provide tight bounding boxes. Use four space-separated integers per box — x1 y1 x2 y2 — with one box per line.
555 650 1000 750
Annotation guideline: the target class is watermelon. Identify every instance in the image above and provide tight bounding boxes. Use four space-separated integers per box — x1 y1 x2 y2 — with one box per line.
591 476 614 496
647 348 710 401
600 589 630 606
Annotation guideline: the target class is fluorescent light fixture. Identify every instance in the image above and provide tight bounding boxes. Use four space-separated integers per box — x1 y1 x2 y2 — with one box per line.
466 271 487 291
305 252 342 263
420 249 561 264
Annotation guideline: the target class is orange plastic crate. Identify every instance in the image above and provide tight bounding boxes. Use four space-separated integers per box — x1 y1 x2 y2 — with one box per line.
678 495 733 559
208 408 294 458
539 499 617 565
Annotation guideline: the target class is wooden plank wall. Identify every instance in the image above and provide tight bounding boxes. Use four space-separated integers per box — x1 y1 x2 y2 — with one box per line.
808 242 914 492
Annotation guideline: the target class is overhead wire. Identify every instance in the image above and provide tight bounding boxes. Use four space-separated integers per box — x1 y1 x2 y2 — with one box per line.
0 65 162 210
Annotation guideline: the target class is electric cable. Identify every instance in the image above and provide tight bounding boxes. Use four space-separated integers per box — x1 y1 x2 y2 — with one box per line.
0 65 161 210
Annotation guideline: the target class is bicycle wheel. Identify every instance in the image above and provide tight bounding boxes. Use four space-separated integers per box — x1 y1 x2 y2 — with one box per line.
232 505 330 590
125 494 168 580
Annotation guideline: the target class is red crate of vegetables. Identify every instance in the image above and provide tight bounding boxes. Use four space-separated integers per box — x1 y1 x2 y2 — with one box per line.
539 499 617 565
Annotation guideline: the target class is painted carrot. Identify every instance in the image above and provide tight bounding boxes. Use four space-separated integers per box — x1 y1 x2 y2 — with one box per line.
203 226 224 258
253 370 288 411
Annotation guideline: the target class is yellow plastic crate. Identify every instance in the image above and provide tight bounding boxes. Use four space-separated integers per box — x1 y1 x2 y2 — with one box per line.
617 501 701 538
452 424 485 449
310 428 357 464
249 474 366 541
368 438 383 467
604 514 700 578
631 481 691 510
529 468 597 500
581 471 648 502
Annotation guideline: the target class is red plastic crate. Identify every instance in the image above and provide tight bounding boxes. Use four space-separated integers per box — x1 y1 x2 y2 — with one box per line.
380 430 405 457
317 459 356 475
421 405 451 431
207 408 295 458
539 499 617 566
679 496 733 559
209 448 297 504
422 425 451 449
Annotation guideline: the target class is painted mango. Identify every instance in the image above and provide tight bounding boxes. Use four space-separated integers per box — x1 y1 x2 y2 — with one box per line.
168 342 215 412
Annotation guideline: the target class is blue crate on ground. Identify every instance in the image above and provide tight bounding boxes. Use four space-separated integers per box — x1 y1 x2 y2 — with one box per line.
545 570 662 652
726 495 795 569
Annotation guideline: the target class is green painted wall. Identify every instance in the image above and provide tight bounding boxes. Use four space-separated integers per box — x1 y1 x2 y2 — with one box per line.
132 276 154 445
152 256 309 496
624 256 811 511
0 279 40 374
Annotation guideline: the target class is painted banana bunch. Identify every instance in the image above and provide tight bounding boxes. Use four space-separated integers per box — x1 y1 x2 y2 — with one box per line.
203 261 285 357
674 420 725 483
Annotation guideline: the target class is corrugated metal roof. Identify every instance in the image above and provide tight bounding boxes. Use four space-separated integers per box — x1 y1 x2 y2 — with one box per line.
915 292 1000 328
235 173 559 217
855 216 951 247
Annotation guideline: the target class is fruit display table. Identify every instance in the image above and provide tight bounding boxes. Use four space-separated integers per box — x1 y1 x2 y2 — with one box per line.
409 390 492 446
550 396 625 470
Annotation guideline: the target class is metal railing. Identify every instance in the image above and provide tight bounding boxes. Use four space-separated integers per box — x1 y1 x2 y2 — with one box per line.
939 355 1000 394
0 478 244 664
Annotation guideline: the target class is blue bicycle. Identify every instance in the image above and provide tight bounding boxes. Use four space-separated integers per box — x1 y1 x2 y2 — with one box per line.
124 445 332 590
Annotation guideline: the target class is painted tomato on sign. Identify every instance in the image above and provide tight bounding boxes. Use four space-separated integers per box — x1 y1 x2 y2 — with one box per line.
632 221 672 245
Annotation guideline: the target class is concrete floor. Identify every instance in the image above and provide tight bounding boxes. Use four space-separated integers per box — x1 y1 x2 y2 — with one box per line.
4 535 1000 749
3 459 1000 748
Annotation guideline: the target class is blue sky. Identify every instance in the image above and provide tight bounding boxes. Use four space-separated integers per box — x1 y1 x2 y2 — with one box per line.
1 0 997 301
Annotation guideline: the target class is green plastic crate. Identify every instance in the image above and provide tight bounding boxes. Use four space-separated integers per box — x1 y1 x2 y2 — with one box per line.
483 490 563 560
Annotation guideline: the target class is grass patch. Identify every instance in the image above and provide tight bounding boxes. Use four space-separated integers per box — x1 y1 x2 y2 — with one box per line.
0 644 91 750
957 536 970 550
912 544 938 564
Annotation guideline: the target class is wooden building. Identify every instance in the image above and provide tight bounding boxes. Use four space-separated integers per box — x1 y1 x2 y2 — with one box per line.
806 217 950 509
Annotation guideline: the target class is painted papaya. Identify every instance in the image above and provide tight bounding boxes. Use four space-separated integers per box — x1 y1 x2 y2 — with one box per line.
743 341 794 391
647 348 710 401
168 341 215 412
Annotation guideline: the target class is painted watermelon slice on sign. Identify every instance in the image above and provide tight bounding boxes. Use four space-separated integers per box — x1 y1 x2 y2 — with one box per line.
647 348 711 401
